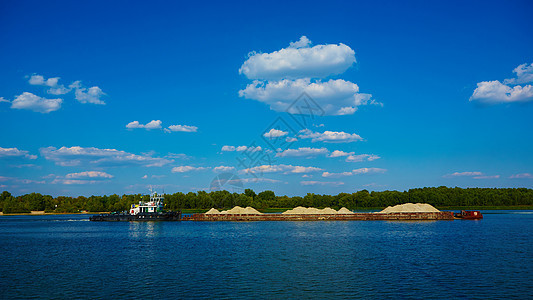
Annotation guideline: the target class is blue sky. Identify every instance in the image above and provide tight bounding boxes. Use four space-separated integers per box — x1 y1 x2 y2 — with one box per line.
1 0 532 196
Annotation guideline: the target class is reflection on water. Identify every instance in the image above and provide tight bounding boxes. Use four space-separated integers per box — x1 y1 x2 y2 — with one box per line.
128 221 162 238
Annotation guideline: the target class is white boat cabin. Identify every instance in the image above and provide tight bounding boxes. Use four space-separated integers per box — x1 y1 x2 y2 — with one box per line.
130 192 164 215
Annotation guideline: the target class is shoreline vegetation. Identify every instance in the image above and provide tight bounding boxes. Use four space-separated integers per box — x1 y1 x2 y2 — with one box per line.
1 187 533 215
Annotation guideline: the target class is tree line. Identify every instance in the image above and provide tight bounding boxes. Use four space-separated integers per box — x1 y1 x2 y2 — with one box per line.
1 187 532 214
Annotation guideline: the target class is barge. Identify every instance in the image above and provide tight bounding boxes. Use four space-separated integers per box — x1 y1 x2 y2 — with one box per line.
185 211 456 221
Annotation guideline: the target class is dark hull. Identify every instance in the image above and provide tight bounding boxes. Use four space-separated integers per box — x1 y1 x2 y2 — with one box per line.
90 211 181 221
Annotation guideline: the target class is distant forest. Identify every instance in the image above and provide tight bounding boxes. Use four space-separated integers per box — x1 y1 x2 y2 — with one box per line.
1 187 533 214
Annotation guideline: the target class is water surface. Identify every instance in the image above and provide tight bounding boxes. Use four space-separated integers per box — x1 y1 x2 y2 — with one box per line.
0 211 531 299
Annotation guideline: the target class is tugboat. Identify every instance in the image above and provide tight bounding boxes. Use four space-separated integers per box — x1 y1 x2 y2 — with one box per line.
90 189 181 221
454 210 483 220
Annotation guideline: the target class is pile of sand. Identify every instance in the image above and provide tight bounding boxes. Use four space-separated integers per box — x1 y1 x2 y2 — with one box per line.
282 206 354 214
210 206 263 214
205 208 220 214
379 203 440 213
337 207 355 214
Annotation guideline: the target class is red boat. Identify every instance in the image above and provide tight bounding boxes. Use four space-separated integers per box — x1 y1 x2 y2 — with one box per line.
454 210 483 219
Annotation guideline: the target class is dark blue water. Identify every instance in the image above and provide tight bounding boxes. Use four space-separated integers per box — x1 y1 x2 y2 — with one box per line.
1 211 531 299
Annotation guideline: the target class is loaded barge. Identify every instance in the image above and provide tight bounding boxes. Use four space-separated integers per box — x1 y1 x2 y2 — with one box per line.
184 211 457 221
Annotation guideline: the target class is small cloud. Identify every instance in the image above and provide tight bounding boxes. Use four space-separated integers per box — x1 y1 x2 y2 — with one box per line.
345 154 380 162
171 166 209 173
28 74 70 95
323 168 386 178
165 124 198 132
264 128 288 139
0 97 10 103
65 171 113 179
241 164 323 175
299 129 363 143
126 120 162 130
69 81 106 105
509 173 533 179
328 150 354 157
142 175 148 179
300 180 344 186
473 175 500 179
221 145 262 152
443 171 483 178
213 166 236 172
276 147 328 158
0 147 37 160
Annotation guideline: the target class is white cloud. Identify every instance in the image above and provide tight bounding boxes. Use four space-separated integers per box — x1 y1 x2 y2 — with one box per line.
473 175 500 179
470 81 533 104
286 137 298 142
0 147 37 160
11 92 62 113
471 63 533 105
69 81 105 105
503 63 533 85
299 129 363 143
142 175 148 179
351 168 387 175
213 166 236 172
276 147 328 157
126 120 162 130
328 150 354 157
239 178 283 184
509 173 533 179
166 125 198 132
171 166 209 173
241 164 323 175
322 171 354 178
28 74 70 95
0 176 45 185
239 78 378 116
289 35 312 48
65 171 114 179
221 145 262 152
324 168 386 177
345 154 380 162
444 171 483 178
0 97 10 103
40 146 173 167
300 180 344 186
264 128 288 138
239 36 356 80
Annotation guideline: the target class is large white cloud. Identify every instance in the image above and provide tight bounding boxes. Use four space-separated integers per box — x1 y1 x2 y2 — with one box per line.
0 147 37 160
11 92 62 113
40 146 173 167
239 78 377 116
263 128 288 138
299 129 363 143
470 81 533 104
443 171 499 179
470 62 533 104
239 36 356 80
